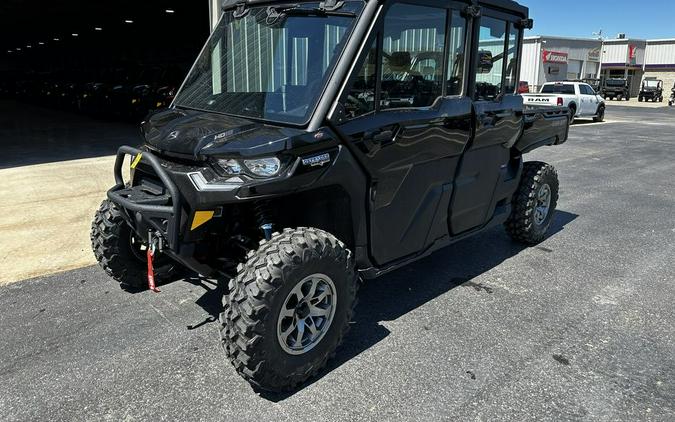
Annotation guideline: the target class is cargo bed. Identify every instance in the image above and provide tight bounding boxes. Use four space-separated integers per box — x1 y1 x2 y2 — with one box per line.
516 106 569 153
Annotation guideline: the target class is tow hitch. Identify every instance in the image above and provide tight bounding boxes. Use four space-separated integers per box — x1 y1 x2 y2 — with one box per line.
146 231 163 293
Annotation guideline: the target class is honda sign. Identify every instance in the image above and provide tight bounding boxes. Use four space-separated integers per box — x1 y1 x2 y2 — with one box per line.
542 50 568 64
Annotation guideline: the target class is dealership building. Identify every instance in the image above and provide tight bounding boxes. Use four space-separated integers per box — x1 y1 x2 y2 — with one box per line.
520 35 675 96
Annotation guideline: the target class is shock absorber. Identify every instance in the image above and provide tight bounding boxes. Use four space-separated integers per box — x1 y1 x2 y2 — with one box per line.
254 200 274 240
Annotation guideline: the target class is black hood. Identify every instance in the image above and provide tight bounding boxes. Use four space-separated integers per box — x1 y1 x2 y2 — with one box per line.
141 108 305 158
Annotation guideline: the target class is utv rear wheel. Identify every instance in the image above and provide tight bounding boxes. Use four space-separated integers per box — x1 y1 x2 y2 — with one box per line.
90 199 181 290
220 227 357 392
505 162 559 245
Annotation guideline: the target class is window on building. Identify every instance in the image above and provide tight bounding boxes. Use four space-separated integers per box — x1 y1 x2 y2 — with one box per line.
380 3 446 110
475 16 507 101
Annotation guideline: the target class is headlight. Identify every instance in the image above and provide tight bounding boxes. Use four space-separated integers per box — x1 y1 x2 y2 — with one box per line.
244 157 281 177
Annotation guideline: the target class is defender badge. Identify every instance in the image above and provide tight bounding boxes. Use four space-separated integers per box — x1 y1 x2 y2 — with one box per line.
302 153 330 167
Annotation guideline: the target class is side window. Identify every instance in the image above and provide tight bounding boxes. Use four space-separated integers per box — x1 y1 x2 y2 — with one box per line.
475 16 508 101
344 41 377 119
447 10 467 95
504 25 520 94
380 3 446 110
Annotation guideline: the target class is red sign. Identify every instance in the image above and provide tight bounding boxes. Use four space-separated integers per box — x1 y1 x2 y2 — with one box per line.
629 45 637 59
542 50 568 64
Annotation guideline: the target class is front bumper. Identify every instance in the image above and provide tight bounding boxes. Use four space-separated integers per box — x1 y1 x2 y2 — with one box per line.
108 145 182 250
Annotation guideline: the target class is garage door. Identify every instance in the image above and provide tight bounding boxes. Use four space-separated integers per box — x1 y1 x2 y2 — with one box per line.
567 60 582 80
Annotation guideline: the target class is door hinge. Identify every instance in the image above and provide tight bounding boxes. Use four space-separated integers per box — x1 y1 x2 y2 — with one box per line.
463 3 481 19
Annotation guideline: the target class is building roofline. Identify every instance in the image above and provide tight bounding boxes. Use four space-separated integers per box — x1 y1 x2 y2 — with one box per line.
603 38 647 43
647 38 675 43
524 35 602 43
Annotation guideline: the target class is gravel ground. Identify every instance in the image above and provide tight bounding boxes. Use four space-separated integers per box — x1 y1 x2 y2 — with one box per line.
0 106 674 421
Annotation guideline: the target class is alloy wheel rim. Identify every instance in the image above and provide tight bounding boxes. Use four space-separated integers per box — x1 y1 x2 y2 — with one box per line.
534 183 552 226
277 274 337 355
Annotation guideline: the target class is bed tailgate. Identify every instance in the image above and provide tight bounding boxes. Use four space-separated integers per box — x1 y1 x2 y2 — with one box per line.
515 107 569 153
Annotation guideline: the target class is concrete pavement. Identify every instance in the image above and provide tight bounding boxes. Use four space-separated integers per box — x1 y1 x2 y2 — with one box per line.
0 105 674 420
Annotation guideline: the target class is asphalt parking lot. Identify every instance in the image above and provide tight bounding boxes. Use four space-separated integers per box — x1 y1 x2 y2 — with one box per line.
1 105 674 421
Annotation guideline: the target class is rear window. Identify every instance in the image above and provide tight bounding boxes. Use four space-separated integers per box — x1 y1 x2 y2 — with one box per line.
541 84 575 94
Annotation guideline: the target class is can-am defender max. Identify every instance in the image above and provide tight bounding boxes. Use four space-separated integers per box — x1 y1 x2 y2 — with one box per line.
638 78 664 102
91 0 569 391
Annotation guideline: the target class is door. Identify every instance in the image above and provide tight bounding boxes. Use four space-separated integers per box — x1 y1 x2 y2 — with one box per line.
449 14 523 234
579 84 599 115
338 3 471 266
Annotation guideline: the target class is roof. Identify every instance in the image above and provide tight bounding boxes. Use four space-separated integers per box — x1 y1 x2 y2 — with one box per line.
221 0 529 18
479 0 528 18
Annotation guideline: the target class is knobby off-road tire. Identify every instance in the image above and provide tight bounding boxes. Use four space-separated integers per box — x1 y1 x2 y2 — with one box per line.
90 199 180 290
220 227 357 392
505 162 559 245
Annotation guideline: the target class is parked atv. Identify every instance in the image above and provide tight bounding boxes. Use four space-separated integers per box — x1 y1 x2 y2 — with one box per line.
601 78 631 101
91 0 568 392
668 83 675 106
638 78 664 102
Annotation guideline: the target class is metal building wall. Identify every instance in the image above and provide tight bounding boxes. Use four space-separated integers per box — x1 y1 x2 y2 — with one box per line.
602 42 629 65
645 40 675 67
521 38 541 89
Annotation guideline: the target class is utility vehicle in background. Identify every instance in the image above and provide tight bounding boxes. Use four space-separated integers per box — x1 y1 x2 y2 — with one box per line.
669 83 675 106
638 78 664 102
601 78 631 101
91 0 569 392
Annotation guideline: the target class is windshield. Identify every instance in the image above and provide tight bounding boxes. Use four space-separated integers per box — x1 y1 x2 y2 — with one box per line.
173 1 363 125
541 84 575 94
605 79 625 87
644 80 660 87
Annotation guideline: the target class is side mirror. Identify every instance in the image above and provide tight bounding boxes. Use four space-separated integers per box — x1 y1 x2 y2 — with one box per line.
477 50 493 74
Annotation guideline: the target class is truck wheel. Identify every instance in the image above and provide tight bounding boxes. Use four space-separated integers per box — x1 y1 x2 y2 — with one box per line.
90 199 180 290
568 105 576 124
593 105 605 122
638 96 643 102
505 162 559 245
220 227 357 392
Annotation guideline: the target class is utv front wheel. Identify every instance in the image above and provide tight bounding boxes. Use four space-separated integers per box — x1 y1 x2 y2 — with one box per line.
505 162 559 244
90 199 181 290
220 228 357 392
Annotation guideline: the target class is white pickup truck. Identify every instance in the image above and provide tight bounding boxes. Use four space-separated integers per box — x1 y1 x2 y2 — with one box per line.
522 81 605 124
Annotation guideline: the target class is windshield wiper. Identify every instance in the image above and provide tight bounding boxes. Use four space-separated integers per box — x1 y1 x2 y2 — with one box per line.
266 4 355 22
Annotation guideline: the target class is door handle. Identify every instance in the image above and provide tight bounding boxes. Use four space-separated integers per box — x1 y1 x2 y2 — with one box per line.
489 110 512 118
372 130 394 143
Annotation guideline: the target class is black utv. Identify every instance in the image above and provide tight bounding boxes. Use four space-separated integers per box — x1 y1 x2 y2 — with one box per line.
601 78 631 101
638 78 664 102
669 83 675 107
91 0 569 392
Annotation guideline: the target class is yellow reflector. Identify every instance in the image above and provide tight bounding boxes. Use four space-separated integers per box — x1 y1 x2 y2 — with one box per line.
130 153 143 169
191 211 214 230
156 101 163 108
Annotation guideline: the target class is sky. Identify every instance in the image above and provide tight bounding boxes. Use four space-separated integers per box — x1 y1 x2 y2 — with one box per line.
519 0 675 40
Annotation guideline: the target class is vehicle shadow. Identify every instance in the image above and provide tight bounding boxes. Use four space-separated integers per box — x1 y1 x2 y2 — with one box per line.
185 210 578 401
